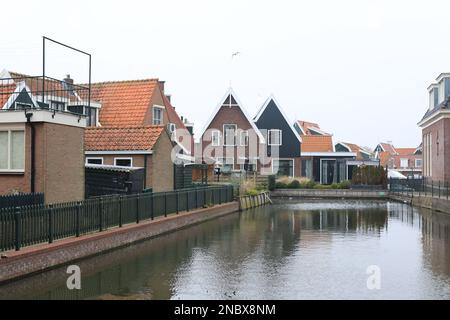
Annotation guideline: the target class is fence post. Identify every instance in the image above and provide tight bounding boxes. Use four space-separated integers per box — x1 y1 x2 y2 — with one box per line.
195 189 198 209
48 204 53 244
118 196 123 227
76 201 81 237
151 193 154 220
176 191 179 214
136 195 140 224
14 207 21 251
187 191 190 212
164 193 168 217
439 181 441 199
99 198 103 232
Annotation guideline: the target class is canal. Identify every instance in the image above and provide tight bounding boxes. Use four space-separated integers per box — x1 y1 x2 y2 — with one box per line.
1 200 450 300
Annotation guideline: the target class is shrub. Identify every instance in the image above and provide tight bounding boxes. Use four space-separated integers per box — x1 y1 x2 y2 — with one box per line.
268 175 276 191
338 180 351 189
313 184 331 189
288 180 301 189
351 166 387 186
301 180 317 189
245 188 260 196
275 182 288 189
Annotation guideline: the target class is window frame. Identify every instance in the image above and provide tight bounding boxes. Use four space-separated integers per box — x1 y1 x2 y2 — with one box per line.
415 158 422 168
268 129 282 146
0 128 25 173
216 157 235 171
86 157 104 165
223 124 237 147
240 130 249 146
114 157 133 167
400 158 409 168
211 130 221 146
152 105 164 125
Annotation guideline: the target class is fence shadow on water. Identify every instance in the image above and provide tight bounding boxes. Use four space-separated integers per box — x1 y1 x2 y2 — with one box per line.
0 185 234 252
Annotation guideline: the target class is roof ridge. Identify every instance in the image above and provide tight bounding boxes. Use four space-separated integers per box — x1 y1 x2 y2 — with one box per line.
79 78 159 86
86 125 164 130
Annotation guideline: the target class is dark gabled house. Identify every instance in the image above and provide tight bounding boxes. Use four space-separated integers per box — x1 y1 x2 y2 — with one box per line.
253 96 302 177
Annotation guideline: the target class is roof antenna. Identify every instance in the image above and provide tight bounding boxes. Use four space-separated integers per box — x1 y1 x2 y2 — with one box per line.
229 51 240 87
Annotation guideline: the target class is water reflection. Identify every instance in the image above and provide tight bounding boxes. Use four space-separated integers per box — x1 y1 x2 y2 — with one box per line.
1 200 450 300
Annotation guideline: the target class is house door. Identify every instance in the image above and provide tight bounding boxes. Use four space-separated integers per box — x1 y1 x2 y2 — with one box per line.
321 159 336 184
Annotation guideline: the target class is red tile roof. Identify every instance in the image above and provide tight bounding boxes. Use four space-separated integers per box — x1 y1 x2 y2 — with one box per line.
296 120 331 135
0 83 17 107
340 142 372 160
85 126 165 151
379 142 397 155
83 79 159 127
396 148 416 156
301 135 334 152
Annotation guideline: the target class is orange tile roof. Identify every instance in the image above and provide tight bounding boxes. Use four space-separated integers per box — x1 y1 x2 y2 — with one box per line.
379 142 397 155
395 148 416 156
84 79 159 127
378 151 391 167
85 126 165 151
301 135 334 152
0 83 17 107
296 120 331 135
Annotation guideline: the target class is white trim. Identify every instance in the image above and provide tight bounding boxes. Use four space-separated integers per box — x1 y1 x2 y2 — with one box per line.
114 157 133 167
240 130 249 146
2 81 40 110
0 109 86 128
152 105 164 125
0 128 25 172
85 157 104 165
254 95 303 143
271 158 295 177
418 110 450 128
85 150 153 155
211 130 221 146
320 158 337 184
336 142 352 152
301 152 356 157
199 88 265 143
268 129 282 146
308 126 330 136
223 123 237 146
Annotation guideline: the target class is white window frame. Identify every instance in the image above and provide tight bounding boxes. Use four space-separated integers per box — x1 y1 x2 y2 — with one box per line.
223 124 237 147
240 130 249 146
152 105 164 125
400 158 408 168
14 102 33 110
271 158 294 177
86 157 104 165
211 130 221 146
0 128 25 173
216 157 235 171
114 157 133 167
415 158 422 168
268 129 282 146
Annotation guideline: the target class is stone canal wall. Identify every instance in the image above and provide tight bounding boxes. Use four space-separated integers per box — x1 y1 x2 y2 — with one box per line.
271 189 388 199
0 202 239 284
389 194 450 214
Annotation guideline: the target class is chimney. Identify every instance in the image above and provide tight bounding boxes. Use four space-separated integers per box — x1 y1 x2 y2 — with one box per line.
64 74 73 85
158 80 165 93
165 94 171 102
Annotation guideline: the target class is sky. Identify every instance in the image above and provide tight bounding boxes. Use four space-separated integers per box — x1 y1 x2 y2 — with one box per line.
2 0 450 149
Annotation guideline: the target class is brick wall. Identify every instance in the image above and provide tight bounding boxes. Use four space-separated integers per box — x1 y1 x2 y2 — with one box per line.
422 118 450 182
151 130 174 192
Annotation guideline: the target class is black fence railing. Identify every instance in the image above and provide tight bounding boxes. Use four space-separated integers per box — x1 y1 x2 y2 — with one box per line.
0 185 234 252
389 178 450 199
0 193 44 210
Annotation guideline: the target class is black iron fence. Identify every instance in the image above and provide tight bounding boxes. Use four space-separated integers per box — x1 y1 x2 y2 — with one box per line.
0 185 234 252
0 193 44 210
389 178 450 199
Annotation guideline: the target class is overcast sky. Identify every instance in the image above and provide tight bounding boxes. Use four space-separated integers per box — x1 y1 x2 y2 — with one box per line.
2 0 450 148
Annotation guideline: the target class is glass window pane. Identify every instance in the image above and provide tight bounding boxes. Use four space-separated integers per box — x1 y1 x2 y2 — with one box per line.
11 131 24 170
0 132 8 169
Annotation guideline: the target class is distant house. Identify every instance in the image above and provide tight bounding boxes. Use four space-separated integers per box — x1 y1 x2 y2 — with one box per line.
335 142 379 180
0 71 86 203
198 88 265 174
418 73 450 182
84 126 175 192
253 96 302 177
374 142 422 178
294 121 355 184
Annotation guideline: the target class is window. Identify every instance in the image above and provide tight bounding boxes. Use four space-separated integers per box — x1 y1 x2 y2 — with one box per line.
415 159 422 168
14 102 32 110
301 159 313 179
85 106 98 127
400 158 408 168
223 124 237 146
0 130 25 172
240 130 249 146
217 157 234 172
50 101 65 111
114 158 132 167
153 106 164 125
86 157 103 165
211 130 221 146
273 159 293 177
268 129 282 146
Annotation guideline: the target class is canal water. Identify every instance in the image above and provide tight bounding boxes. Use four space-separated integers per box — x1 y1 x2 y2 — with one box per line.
1 200 450 300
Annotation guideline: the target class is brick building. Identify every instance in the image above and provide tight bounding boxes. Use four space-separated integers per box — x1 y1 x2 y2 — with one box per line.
418 73 450 182
84 126 175 192
374 142 422 178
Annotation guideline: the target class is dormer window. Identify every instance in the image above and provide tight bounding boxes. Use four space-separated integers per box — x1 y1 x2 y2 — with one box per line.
153 106 164 125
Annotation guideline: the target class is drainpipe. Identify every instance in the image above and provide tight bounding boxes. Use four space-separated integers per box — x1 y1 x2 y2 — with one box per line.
143 154 148 189
25 112 35 193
